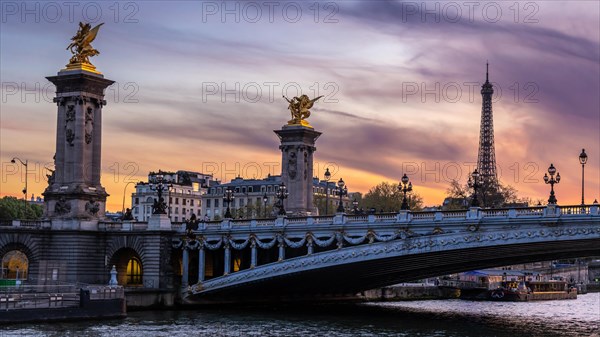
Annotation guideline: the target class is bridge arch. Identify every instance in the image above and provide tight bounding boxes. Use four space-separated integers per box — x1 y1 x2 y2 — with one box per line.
106 236 147 286
110 248 143 286
0 234 40 283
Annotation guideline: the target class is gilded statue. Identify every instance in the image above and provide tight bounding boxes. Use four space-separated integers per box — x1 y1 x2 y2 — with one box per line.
283 94 323 127
64 22 104 73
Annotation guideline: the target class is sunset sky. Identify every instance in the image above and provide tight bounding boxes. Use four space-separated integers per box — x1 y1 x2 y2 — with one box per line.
1 1 599 211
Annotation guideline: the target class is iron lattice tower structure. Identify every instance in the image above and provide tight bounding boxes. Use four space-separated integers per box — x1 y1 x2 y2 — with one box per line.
476 63 499 205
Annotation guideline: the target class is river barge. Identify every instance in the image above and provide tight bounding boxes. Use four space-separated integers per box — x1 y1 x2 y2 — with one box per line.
440 270 578 301
0 284 126 324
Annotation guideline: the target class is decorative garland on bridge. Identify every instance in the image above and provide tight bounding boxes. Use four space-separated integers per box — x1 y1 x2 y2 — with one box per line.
342 232 369 245
174 229 421 252
283 235 307 249
203 237 223 250
372 231 398 242
228 237 251 250
310 233 336 247
254 236 278 250
186 240 200 250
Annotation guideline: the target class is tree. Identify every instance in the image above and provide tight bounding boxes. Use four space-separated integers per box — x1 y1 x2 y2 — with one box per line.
0 197 44 220
361 182 423 212
443 180 470 210
444 179 527 209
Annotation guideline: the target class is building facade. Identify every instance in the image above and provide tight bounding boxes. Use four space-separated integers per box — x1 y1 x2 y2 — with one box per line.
131 170 215 222
201 175 355 220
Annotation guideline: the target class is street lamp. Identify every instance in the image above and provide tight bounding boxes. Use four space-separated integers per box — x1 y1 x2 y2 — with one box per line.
11 157 28 203
352 198 359 215
336 178 347 213
262 192 268 218
276 182 289 216
579 149 587 205
324 167 331 215
467 169 481 207
149 174 168 214
543 164 561 205
223 187 234 219
121 181 136 218
399 174 413 210
166 183 174 218
11 157 28 218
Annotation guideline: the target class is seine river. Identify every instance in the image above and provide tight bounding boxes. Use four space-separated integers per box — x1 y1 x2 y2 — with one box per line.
1 294 598 337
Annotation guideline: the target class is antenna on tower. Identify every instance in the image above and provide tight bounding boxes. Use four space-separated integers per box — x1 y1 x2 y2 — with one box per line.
486 61 489 82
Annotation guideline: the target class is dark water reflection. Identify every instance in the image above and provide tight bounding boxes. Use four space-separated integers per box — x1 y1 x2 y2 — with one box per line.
1 294 598 336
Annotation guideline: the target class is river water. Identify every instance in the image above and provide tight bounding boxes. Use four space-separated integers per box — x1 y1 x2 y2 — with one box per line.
1 294 598 337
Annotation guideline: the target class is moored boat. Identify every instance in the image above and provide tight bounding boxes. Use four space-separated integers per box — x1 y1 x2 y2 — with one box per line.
488 280 577 301
443 270 579 301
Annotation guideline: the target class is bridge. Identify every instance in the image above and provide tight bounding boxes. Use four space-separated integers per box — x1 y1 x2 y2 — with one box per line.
175 204 600 303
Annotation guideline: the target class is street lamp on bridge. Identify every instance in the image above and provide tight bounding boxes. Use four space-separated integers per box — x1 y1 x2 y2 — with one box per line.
543 164 561 205
324 167 331 215
223 187 234 219
579 149 587 205
149 174 168 215
467 169 481 207
276 182 289 216
336 178 347 213
263 192 268 218
399 174 413 210
10 157 28 203
121 181 136 218
352 198 359 215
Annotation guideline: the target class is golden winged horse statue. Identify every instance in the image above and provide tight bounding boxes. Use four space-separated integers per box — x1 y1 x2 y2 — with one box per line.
65 22 104 72
283 94 323 127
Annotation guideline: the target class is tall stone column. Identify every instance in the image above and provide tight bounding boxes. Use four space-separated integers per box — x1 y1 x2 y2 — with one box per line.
43 69 114 220
274 125 321 216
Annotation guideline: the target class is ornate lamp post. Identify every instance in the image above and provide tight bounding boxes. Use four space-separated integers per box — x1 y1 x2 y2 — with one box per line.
223 187 234 219
166 183 174 217
399 174 413 210
352 198 359 215
263 192 268 218
467 169 481 207
579 149 587 205
121 181 136 218
324 167 331 215
149 174 167 214
10 157 28 203
543 164 561 205
335 178 347 213
276 182 289 216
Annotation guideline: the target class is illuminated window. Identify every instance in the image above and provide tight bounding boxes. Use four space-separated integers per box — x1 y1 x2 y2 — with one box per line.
205 256 214 277
1 251 28 280
233 257 242 272
126 257 142 285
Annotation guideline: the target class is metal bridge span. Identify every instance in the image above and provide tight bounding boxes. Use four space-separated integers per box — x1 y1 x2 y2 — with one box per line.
177 205 600 303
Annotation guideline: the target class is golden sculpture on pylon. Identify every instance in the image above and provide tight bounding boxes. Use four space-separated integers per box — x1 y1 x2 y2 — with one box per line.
63 22 104 74
283 94 323 128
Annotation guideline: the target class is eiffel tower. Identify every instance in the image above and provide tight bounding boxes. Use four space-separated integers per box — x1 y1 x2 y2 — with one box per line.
476 63 499 206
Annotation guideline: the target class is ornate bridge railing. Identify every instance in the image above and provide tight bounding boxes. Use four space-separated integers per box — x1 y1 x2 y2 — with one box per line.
172 204 600 294
2 205 598 234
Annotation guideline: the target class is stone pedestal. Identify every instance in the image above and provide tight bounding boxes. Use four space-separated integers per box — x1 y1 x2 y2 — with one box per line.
148 214 172 230
467 207 482 220
274 125 321 216
43 69 114 220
